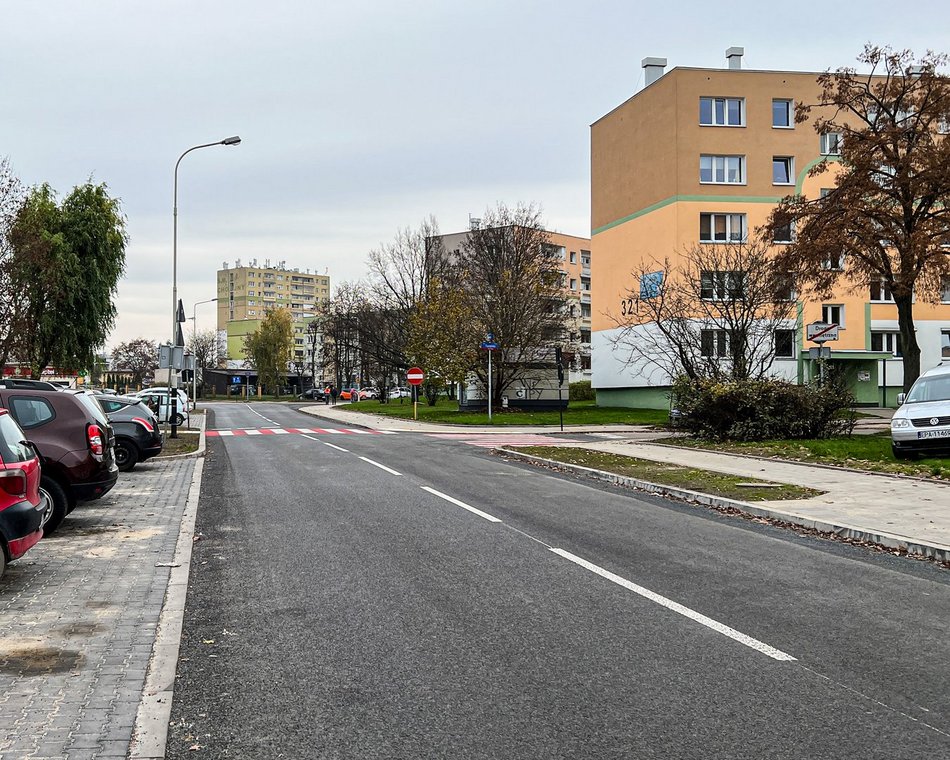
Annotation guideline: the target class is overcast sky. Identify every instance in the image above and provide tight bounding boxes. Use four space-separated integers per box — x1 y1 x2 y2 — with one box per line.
3 1 947 349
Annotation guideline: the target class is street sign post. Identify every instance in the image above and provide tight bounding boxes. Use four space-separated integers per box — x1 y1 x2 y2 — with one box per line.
407 367 423 419
806 321 839 343
479 338 498 421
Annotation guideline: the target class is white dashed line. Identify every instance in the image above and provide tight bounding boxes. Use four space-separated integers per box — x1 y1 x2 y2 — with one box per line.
420 486 501 523
358 457 401 476
549 548 797 662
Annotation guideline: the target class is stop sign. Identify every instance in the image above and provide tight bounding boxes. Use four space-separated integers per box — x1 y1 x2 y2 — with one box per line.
407 367 424 386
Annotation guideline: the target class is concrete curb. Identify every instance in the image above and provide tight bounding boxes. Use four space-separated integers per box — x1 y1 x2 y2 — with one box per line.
497 448 950 564
128 422 208 758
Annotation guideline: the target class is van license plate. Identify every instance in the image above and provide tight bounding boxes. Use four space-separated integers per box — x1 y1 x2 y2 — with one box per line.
917 430 950 439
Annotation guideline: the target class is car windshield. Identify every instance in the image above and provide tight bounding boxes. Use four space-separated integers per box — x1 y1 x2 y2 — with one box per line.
905 375 950 404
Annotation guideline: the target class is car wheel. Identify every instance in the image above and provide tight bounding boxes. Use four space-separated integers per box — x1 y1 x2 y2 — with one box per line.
0 547 6 580
172 413 185 426
114 439 140 472
39 476 69 536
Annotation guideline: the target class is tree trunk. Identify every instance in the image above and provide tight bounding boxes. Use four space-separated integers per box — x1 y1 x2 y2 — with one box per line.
894 293 921 392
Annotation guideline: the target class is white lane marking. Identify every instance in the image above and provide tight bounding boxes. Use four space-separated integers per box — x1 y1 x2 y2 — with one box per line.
321 441 349 452
270 429 290 435
358 456 401 476
245 406 276 425
549 548 797 662
420 486 502 523
244 429 263 436
217 430 234 437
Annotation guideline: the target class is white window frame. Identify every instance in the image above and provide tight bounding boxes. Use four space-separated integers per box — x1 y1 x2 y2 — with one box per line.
869 279 895 303
570 278 578 291
700 155 745 185
699 213 747 243
942 330 950 359
941 276 950 303
772 156 795 186
700 329 730 358
870 331 902 357
821 253 846 271
699 97 745 127
820 132 842 156
821 304 844 328
700 270 746 301
772 99 794 129
772 219 795 244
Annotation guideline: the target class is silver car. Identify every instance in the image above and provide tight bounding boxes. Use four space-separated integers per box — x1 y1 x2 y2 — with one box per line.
891 363 950 459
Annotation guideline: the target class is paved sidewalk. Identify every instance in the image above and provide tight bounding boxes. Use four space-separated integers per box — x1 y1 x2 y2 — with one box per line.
0 458 197 759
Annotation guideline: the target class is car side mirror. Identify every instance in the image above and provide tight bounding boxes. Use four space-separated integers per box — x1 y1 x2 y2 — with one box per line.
896 393 906 405
24 440 41 459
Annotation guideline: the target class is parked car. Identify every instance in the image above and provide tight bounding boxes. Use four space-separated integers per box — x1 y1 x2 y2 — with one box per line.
133 388 190 425
298 387 327 401
0 379 61 391
359 387 379 400
389 386 412 399
95 395 163 472
0 388 118 535
0 409 45 579
339 388 363 401
891 363 950 459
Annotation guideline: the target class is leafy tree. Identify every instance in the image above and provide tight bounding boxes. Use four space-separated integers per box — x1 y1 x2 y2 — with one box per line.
111 338 158 387
406 278 480 403
0 158 25 368
244 308 293 394
457 203 567 405
6 180 127 377
610 237 797 382
768 46 950 391
187 329 219 393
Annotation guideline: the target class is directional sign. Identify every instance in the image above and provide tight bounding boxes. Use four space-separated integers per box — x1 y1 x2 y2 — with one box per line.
407 367 424 386
806 321 839 343
480 341 499 350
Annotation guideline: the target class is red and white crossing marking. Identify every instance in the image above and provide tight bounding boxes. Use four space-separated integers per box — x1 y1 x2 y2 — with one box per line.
424 433 578 448
207 427 397 437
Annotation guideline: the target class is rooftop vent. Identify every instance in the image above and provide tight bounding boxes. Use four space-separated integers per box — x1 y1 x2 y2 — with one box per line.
726 47 744 69
642 57 667 86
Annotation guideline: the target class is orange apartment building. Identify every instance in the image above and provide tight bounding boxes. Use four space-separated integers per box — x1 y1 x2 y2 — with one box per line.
438 225 592 382
590 49 950 409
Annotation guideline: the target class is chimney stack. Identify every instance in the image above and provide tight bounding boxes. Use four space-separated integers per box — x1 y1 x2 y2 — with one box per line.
642 57 667 86
726 47 744 69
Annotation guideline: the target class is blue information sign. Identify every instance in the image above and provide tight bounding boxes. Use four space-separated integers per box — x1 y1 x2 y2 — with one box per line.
480 342 498 350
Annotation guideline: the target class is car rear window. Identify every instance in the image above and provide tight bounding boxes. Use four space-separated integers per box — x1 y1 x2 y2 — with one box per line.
71 392 110 427
0 411 35 464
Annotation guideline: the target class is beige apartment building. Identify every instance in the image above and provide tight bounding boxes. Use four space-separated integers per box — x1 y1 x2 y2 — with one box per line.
437 225 592 382
591 49 950 408
216 259 330 365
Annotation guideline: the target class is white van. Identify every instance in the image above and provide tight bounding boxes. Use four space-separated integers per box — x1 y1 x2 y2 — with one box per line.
890 363 950 459
134 388 190 426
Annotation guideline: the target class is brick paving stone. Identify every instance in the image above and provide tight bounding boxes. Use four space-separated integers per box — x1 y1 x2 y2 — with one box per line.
0 458 197 759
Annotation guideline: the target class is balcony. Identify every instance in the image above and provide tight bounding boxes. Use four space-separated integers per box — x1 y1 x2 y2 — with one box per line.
581 293 591 304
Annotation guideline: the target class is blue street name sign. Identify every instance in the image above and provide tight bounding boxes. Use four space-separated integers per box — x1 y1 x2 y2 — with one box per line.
480 341 498 350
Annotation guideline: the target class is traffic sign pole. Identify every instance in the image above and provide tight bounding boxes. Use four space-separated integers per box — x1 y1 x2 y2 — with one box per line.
406 367 424 420
488 350 492 422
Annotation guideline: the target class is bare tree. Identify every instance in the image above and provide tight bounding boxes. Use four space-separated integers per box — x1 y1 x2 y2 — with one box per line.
0 158 25 368
111 338 158 387
187 329 219 394
768 45 950 390
457 203 568 404
610 237 797 382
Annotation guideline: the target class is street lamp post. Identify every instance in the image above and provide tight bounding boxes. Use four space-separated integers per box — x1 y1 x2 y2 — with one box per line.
171 136 240 438
190 297 218 408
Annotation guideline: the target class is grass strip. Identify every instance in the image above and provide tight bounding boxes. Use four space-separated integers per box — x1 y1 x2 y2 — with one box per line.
156 434 200 456
511 446 821 502
658 433 950 480
344 398 668 426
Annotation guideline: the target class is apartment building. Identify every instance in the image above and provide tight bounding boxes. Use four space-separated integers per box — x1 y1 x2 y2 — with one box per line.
216 259 331 365
437 226 592 382
590 49 950 408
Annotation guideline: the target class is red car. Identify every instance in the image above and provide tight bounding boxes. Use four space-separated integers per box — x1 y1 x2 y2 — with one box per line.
0 408 45 579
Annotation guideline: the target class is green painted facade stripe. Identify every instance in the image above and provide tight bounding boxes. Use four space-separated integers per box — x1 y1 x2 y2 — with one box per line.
864 302 872 350
592 194 785 236
795 155 840 195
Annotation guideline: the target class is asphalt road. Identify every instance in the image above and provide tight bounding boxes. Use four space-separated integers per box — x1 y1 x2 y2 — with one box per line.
166 402 950 759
